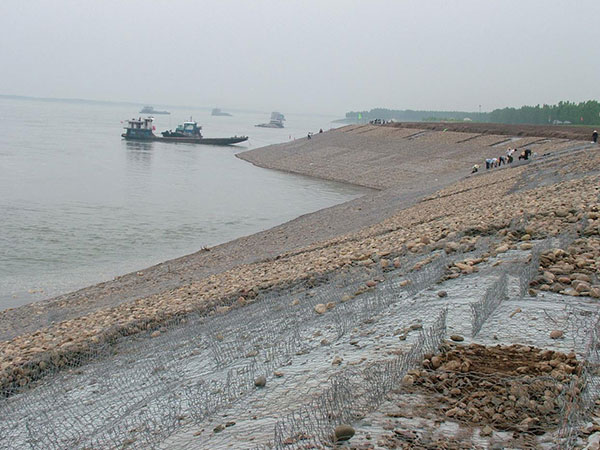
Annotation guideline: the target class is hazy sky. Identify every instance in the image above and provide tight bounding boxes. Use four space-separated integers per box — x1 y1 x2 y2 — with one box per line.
1 0 598 115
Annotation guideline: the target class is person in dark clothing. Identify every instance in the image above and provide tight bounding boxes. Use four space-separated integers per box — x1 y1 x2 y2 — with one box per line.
593 130 598 143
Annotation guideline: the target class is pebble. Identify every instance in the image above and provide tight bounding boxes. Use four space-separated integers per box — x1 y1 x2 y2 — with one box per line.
332 356 343 366
450 335 464 342
509 307 522 318
437 290 447 297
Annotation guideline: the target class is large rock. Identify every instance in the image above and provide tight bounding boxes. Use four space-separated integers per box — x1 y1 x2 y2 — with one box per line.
550 330 564 339
402 374 415 386
334 424 355 442
574 281 591 293
314 304 327 314
254 375 267 387
445 242 460 253
480 425 493 436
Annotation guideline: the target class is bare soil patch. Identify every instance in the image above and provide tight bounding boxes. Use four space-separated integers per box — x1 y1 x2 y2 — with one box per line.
408 343 582 434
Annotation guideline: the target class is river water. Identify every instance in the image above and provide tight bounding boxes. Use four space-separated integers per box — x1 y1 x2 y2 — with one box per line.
0 97 365 310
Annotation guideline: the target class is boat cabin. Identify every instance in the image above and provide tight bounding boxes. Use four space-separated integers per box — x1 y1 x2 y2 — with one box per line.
174 121 202 137
123 117 155 139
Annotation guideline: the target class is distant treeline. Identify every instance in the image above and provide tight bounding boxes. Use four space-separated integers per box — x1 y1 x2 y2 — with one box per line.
344 108 479 122
345 100 600 125
487 100 600 125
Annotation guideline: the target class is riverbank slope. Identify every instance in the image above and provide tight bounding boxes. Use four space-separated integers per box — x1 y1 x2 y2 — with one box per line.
0 124 593 386
2 123 600 448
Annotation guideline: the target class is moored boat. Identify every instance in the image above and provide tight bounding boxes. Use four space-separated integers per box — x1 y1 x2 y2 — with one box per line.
121 117 248 145
121 117 156 140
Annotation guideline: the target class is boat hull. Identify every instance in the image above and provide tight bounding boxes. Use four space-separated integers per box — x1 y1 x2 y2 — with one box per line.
139 110 170 115
122 134 248 145
255 123 284 128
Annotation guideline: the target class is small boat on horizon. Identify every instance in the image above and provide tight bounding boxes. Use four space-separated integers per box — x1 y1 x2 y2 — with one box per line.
139 106 170 115
121 117 248 145
211 108 232 117
256 111 285 128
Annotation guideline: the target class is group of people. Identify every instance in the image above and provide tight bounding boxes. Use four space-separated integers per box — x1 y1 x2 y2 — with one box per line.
472 147 534 173
307 129 324 139
470 130 599 175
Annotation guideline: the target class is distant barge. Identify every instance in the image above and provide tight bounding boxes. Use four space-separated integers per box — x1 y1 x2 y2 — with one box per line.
122 117 248 145
211 108 232 117
139 106 170 115
256 111 285 128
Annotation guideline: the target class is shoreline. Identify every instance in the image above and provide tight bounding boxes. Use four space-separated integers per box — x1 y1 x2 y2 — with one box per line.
0 124 595 388
0 124 588 341
0 180 439 343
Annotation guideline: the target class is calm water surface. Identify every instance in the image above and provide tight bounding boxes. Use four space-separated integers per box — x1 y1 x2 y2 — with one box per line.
0 98 365 309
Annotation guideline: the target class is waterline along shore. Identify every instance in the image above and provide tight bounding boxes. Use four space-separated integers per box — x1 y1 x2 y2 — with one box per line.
2 123 600 448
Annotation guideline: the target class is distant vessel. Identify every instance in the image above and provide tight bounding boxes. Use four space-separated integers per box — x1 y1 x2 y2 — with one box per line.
211 108 232 117
139 106 170 115
256 111 285 128
122 117 248 145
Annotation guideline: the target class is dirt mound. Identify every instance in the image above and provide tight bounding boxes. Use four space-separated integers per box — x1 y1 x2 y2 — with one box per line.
407 343 582 434
387 121 596 141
